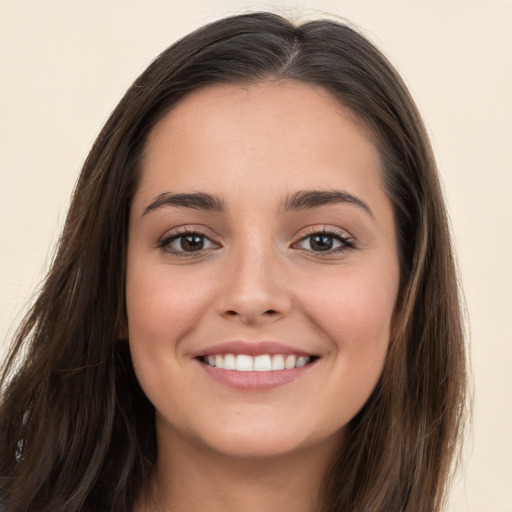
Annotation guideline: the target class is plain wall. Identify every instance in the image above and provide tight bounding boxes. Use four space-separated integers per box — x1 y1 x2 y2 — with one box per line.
1 1 511 511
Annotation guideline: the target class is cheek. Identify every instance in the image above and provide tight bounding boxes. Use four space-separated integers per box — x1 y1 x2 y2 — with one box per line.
124 260 215 413
303 263 398 377
301 268 398 430
125 260 213 344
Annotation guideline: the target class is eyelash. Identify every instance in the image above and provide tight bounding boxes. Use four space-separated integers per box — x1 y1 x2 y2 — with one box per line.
157 226 356 258
157 228 218 258
294 227 356 255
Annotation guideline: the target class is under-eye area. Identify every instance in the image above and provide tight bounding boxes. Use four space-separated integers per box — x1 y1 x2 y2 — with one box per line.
198 354 320 371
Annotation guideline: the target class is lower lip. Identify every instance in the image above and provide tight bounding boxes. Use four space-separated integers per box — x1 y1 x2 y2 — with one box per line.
197 360 317 391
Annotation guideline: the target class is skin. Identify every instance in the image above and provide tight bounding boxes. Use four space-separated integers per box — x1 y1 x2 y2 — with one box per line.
126 80 400 511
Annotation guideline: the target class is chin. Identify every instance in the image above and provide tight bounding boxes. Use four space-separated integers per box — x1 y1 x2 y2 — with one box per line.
212 437 298 459
185 419 345 462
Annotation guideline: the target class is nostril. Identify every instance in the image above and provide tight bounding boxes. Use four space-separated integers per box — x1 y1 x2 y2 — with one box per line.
224 309 278 318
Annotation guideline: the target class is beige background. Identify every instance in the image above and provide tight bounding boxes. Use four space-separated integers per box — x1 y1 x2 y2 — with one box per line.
1 1 511 511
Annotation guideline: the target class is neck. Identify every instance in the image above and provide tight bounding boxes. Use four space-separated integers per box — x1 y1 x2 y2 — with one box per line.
138 428 342 512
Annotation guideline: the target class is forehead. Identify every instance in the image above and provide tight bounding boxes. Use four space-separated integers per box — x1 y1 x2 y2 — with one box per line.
135 80 383 210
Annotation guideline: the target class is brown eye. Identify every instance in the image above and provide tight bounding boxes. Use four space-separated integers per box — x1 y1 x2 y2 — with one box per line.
309 234 335 251
159 231 218 255
179 234 205 252
295 230 355 254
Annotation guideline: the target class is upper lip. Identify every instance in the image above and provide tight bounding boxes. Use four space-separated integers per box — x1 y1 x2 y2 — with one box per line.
191 341 316 358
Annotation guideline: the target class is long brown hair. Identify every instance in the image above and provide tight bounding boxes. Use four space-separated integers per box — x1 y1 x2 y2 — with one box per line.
0 12 466 512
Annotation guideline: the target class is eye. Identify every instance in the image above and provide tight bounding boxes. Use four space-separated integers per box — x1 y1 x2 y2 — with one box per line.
158 230 219 256
295 229 355 253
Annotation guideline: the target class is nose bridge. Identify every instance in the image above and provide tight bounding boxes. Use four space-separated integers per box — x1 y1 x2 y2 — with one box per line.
216 232 291 322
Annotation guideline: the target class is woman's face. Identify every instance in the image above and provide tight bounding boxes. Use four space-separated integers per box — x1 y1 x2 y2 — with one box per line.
126 81 400 460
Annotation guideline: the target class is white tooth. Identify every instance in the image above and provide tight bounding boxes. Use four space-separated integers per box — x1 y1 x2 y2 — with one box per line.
295 356 309 368
215 355 224 369
223 353 236 370
254 355 272 371
271 354 285 370
207 355 216 367
284 355 296 369
235 354 254 372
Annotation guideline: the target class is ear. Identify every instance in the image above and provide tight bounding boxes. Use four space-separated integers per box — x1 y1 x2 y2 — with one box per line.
118 325 129 341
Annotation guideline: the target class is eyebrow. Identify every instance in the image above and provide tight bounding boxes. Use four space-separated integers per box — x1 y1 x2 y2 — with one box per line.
282 190 374 218
142 189 373 218
142 192 226 216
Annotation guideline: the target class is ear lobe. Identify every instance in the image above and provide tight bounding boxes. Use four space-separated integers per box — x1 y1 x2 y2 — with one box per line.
118 326 129 341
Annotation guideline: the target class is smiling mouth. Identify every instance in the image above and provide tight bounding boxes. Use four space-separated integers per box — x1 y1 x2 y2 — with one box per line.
199 354 318 371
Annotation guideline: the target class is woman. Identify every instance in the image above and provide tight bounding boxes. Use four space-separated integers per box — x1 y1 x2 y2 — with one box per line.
0 12 466 512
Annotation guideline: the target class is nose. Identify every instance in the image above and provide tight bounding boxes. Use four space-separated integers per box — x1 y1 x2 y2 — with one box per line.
215 242 293 325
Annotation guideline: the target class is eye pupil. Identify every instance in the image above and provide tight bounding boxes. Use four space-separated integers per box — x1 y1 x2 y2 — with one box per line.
181 234 204 251
310 235 333 251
